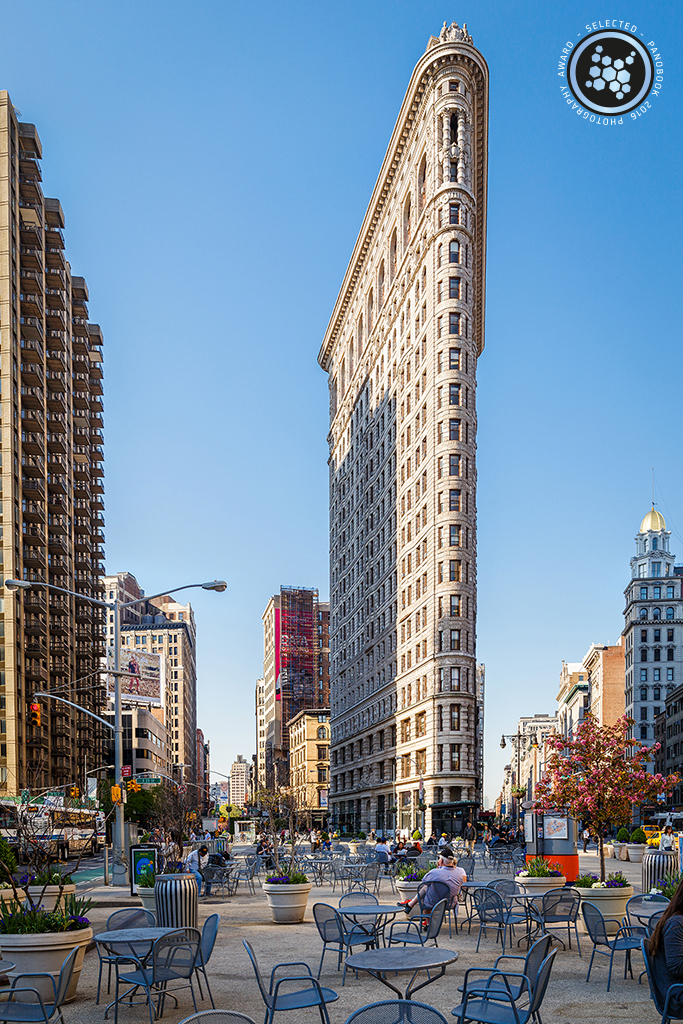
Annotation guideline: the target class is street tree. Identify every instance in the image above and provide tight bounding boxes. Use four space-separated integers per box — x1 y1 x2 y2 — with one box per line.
534 713 678 880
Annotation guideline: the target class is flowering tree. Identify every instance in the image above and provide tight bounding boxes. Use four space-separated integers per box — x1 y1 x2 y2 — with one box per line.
534 713 678 880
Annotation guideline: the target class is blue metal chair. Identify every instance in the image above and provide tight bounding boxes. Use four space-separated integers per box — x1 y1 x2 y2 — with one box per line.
472 888 526 954
345 1001 449 1023
534 888 582 954
0 947 78 1024
582 901 647 991
641 937 683 1024
110 927 201 1024
626 893 670 930
194 914 220 1007
242 939 338 1024
312 904 377 984
451 948 557 1024
458 933 552 1003
95 907 156 1003
388 899 447 948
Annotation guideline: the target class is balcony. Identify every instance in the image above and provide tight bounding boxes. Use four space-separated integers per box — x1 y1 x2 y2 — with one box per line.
20 363 42 388
48 534 68 555
23 524 45 544
47 330 66 349
47 513 68 532
46 309 66 330
22 501 44 523
45 247 65 271
89 377 103 396
20 385 44 409
47 474 67 494
22 477 45 499
18 149 41 174
45 371 66 391
19 176 43 202
20 337 44 364
45 227 64 249
20 316 44 340
25 636 47 658
47 392 66 414
46 267 66 288
19 246 43 270
24 589 46 612
23 546 45 568
45 288 65 309
24 615 46 635
20 222 43 247
20 292 43 317
49 637 71 655
49 618 69 637
71 317 88 338
46 412 66 432
46 350 66 371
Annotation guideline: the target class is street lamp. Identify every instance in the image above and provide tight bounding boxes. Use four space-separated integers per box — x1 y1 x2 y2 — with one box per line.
500 732 526 832
5 576 227 885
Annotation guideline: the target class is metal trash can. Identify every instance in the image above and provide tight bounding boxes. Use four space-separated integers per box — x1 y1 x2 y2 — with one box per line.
642 849 676 893
154 873 198 929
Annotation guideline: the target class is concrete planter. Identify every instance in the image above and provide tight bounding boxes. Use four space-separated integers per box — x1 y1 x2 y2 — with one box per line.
626 844 646 863
26 884 76 912
516 875 566 896
262 882 312 923
0 888 25 905
137 885 156 917
576 885 634 935
1 926 92 1002
396 879 422 918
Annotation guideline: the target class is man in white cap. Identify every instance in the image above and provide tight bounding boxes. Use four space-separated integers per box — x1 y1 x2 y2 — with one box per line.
398 848 466 918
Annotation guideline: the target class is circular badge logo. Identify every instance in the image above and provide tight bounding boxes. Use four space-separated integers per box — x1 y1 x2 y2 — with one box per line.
568 30 654 115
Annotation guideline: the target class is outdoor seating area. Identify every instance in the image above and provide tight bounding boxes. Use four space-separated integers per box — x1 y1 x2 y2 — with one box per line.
28 843 674 1024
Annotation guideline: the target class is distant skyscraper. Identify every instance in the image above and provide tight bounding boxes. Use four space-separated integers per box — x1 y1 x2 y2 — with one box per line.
230 754 249 808
258 588 330 789
318 25 488 836
0 93 106 796
623 508 683 745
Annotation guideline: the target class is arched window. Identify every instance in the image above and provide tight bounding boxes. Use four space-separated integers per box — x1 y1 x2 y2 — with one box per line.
640 608 648 619
418 155 427 214
378 262 385 308
317 726 327 739
667 607 675 620
640 686 648 701
389 229 397 281
403 195 411 247
653 608 661 620
449 240 460 263
653 537 659 550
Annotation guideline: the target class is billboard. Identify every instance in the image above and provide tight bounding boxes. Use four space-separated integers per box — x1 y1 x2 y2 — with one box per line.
107 647 162 705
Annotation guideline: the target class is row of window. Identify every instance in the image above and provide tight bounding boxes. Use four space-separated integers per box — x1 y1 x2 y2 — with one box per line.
641 628 675 642
639 585 677 600
640 648 675 662
640 667 675 683
639 607 676 620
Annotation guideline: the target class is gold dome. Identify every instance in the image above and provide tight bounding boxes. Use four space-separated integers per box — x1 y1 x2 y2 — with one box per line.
640 507 666 533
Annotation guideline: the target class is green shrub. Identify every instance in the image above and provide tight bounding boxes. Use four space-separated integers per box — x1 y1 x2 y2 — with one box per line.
358 831 366 840
630 827 647 844
616 828 630 842
0 837 16 882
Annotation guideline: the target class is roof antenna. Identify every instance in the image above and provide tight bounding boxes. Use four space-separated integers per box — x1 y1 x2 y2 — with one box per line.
652 467 655 507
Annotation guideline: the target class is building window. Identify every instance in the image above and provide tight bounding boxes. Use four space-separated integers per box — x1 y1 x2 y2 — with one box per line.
450 744 461 770
668 648 675 661
640 725 648 740
640 707 648 721
654 669 661 682
449 204 459 224
449 419 460 441
640 586 648 599
449 455 460 477
640 687 648 701
416 712 426 737
449 384 460 405
450 667 460 691
450 627 461 649
654 608 662 620
449 312 460 335
668 668 675 681
641 649 648 662
668 629 675 642
654 586 661 599
654 687 661 700
449 348 460 370
401 718 411 742
449 277 460 299
667 607 674 619
449 80 458 91
449 241 459 263
450 525 461 546
653 562 662 577
667 586 675 599
450 704 460 730
449 560 460 581
640 608 648 620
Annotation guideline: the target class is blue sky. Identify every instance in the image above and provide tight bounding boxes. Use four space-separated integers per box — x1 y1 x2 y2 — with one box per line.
1 1 680 800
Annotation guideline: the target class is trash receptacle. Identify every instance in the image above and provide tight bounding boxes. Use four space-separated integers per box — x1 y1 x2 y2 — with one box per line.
642 849 676 893
154 873 198 929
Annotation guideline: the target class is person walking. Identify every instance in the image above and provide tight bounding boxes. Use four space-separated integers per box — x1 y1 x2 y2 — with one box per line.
464 821 477 855
660 825 676 851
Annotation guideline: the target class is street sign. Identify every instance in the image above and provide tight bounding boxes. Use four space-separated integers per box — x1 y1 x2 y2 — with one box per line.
121 766 132 779
136 775 161 785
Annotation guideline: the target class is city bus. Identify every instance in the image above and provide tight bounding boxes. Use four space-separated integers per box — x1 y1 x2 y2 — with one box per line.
0 801 103 860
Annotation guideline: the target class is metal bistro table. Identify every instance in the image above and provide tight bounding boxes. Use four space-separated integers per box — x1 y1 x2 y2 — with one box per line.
345 946 458 999
94 927 177 1019
340 904 400 945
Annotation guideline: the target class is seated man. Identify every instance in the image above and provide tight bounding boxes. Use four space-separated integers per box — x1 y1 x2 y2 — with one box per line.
399 847 466 917
374 837 393 864
183 845 211 896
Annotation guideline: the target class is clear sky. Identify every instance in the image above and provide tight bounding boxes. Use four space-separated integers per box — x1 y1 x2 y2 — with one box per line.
1 1 680 800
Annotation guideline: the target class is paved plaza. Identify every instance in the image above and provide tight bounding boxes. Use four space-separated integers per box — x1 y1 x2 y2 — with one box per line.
63 848 661 1024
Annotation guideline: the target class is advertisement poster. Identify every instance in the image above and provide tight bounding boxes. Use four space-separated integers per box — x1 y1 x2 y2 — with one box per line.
543 815 569 841
107 648 162 705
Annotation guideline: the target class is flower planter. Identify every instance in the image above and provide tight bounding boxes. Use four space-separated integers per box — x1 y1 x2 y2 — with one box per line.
137 885 156 917
515 875 566 896
0 888 25 905
611 842 625 859
262 882 312 923
396 879 422 918
26 884 76 912
575 884 634 935
1 927 92 1002
625 844 646 863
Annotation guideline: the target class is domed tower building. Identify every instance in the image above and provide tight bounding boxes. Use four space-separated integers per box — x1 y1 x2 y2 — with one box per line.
623 507 683 757
318 24 488 837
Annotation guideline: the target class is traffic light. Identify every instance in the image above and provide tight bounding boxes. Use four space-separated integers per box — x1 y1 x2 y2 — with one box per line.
110 785 122 804
127 779 141 793
70 787 79 799
29 702 41 727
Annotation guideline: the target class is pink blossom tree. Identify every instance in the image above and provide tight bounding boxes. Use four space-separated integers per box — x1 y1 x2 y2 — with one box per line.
534 713 678 880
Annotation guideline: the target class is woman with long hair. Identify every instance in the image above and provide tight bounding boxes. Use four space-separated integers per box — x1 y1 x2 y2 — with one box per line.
649 877 683 1010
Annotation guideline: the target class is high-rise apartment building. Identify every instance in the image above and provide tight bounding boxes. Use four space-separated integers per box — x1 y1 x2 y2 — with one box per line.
108 576 198 785
318 25 488 836
230 753 249 808
0 94 106 795
196 728 209 815
258 588 330 789
623 508 683 744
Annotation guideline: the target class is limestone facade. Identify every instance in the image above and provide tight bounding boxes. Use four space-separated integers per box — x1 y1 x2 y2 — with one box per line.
318 30 489 836
288 708 330 822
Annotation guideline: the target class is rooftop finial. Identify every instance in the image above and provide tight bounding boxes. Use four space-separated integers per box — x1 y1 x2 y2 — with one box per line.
427 21 474 50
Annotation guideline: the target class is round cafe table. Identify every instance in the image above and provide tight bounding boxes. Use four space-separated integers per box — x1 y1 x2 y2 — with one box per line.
345 946 458 999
